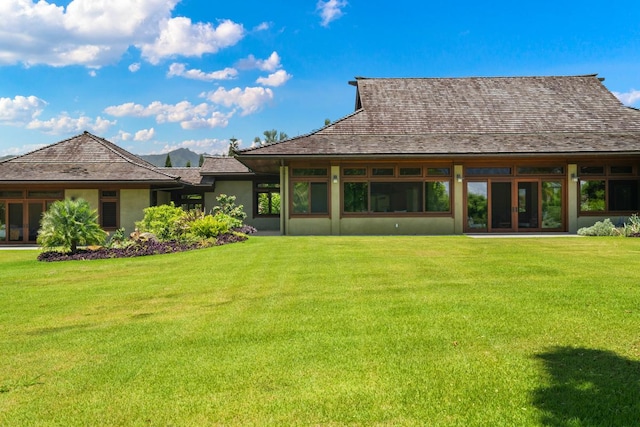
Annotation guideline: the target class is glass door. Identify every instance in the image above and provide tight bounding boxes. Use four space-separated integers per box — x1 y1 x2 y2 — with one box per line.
491 181 513 230
517 181 539 229
8 203 23 242
541 181 563 230
28 202 44 241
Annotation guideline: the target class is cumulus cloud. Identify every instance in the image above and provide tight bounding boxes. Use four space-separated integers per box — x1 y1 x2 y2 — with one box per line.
27 114 115 135
236 51 281 72
253 22 271 31
104 100 230 129
167 63 238 81
154 138 231 155
134 128 155 141
139 17 244 65
614 90 640 106
129 62 141 72
317 0 348 27
256 70 292 87
202 86 274 116
0 96 47 124
0 1 243 67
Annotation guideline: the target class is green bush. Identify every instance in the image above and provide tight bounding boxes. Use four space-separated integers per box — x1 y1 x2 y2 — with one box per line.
212 194 246 225
623 213 640 236
135 203 187 241
188 214 231 238
577 219 618 236
37 198 107 253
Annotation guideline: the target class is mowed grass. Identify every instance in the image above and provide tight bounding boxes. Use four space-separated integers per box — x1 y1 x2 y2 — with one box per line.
1 236 639 426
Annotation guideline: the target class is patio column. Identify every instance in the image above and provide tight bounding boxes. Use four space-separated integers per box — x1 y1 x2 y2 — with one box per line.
454 164 464 234
330 165 341 235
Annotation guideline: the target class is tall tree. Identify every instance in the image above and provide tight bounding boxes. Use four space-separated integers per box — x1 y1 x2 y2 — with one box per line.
185 160 191 168
256 129 288 145
198 154 205 167
164 154 172 167
228 137 239 156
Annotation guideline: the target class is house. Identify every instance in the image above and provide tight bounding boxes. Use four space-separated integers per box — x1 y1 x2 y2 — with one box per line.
235 75 640 235
0 132 278 244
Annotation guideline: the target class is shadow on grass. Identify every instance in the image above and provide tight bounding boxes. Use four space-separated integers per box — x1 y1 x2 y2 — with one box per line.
533 347 640 426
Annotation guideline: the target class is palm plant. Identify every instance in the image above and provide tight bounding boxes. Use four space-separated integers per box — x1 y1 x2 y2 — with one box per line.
37 198 107 253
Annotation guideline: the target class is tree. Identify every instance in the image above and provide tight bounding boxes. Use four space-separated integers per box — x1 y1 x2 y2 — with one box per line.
228 137 239 156
198 154 205 167
164 154 172 167
255 129 288 146
186 160 191 168
324 118 331 126
37 198 107 254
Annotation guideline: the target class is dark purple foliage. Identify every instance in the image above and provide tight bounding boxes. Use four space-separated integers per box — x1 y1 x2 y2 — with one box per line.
232 225 257 234
37 232 248 262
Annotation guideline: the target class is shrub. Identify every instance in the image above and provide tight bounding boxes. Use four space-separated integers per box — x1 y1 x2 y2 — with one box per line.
189 214 231 239
212 194 247 224
577 219 618 236
135 203 187 241
623 213 640 237
37 198 107 253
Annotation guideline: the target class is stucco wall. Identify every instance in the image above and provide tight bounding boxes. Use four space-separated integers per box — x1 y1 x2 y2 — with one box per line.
339 217 455 235
287 218 332 235
120 189 150 235
65 189 98 209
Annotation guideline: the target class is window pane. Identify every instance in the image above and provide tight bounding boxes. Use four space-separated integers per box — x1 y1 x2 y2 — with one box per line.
292 168 327 176
427 168 451 176
270 193 281 214
293 182 309 213
28 190 64 199
101 190 117 198
579 166 604 175
542 181 563 229
310 182 328 213
425 181 450 212
610 166 633 175
608 180 639 211
399 167 421 176
0 191 23 198
344 182 368 212
257 192 281 215
371 168 394 176
580 180 605 211
102 202 118 228
0 202 5 241
343 168 366 176
467 182 488 230
370 182 422 212
466 167 511 175
517 166 564 175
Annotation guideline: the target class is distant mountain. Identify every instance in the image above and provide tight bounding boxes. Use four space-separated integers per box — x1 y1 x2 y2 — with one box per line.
138 148 204 167
0 155 15 162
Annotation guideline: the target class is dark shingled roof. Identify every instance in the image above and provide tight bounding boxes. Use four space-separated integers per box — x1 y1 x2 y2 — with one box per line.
200 156 253 175
0 132 181 184
238 75 640 162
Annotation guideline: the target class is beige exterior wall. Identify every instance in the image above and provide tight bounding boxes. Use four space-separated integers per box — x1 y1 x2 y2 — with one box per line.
120 189 150 235
339 217 454 235
156 191 172 206
288 218 332 235
65 189 99 209
567 164 579 233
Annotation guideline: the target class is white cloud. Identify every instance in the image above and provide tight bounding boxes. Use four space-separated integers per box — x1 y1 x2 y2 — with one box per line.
236 51 281 72
317 0 348 27
256 69 292 87
134 128 155 141
113 130 132 142
202 86 274 116
0 96 46 124
254 22 271 31
103 100 229 129
614 90 640 106
167 63 238 81
153 138 231 155
129 62 141 72
0 1 242 68
26 114 115 135
88 70 97 77
139 17 244 65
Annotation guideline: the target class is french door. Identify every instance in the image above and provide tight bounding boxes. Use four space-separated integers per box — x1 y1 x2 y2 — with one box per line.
465 179 564 232
1 201 49 243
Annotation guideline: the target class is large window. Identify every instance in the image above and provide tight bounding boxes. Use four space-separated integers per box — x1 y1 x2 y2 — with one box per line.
256 182 280 216
291 168 329 215
342 165 451 215
578 164 640 213
100 190 119 229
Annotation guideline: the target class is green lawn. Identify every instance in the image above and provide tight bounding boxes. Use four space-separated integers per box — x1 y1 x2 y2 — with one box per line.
1 236 639 426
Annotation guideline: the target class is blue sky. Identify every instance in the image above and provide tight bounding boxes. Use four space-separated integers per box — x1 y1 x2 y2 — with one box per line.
1 0 639 157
